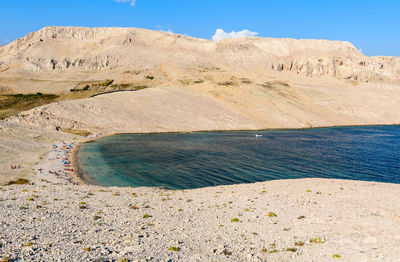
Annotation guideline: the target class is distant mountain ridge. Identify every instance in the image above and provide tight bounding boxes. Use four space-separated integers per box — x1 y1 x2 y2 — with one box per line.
0 26 399 85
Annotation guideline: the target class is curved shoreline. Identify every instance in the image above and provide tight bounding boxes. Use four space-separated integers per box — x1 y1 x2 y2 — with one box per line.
71 124 400 188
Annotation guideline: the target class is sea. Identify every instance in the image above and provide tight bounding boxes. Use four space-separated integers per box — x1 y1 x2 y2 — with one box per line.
76 125 400 189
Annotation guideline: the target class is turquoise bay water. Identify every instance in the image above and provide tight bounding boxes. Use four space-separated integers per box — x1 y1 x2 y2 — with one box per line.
76 126 400 189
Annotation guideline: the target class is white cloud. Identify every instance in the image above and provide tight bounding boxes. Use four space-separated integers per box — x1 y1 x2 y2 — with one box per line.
212 29 258 41
114 0 136 7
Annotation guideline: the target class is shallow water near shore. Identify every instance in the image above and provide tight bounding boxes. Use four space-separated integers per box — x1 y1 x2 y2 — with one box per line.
76 125 400 189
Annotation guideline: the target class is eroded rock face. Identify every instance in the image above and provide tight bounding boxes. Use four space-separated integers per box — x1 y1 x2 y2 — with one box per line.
0 26 399 85
269 55 399 83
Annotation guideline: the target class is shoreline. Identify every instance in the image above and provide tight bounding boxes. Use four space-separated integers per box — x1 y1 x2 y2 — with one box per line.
68 123 400 189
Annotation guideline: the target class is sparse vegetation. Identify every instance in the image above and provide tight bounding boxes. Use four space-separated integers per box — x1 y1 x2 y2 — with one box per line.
267 212 277 217
310 237 325 244
221 249 232 256
168 246 179 251
286 247 297 252
143 213 150 219
231 218 240 222
332 254 341 258
61 129 92 137
1 256 12 262
100 79 114 86
218 81 235 86
240 78 253 84
145 75 154 80
5 179 30 185
0 94 59 119
294 241 304 246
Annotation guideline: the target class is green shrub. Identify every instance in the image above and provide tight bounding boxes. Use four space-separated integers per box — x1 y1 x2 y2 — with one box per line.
294 241 304 246
168 246 179 251
1 256 12 262
101 79 114 86
310 237 325 244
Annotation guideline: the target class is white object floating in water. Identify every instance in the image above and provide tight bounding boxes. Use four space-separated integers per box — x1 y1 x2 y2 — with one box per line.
255 134 263 138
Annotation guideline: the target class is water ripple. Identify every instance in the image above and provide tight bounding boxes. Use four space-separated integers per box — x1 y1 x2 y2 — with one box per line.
76 125 400 189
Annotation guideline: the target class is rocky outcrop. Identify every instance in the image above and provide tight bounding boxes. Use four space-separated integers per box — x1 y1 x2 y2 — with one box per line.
0 26 399 85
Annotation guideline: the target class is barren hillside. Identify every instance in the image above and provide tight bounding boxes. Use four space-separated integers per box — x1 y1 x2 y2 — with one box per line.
0 26 399 92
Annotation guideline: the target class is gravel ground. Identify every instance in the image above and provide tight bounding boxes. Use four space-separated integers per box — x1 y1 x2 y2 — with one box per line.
1 178 400 261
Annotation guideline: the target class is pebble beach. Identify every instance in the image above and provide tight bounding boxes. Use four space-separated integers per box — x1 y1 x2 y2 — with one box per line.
1 177 400 261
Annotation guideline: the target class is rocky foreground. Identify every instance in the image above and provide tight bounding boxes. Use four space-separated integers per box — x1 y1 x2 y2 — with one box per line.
1 178 400 261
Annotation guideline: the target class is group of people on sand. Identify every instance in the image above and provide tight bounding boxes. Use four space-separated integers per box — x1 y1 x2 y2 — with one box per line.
38 142 80 186
10 165 21 169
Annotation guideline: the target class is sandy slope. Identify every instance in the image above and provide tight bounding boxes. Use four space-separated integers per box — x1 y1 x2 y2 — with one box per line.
1 178 400 261
7 82 400 134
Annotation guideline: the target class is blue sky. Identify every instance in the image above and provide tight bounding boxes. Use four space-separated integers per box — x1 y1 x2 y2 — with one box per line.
0 0 399 56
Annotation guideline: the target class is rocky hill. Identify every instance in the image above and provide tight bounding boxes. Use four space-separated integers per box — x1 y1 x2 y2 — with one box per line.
0 26 399 86
1 26 400 135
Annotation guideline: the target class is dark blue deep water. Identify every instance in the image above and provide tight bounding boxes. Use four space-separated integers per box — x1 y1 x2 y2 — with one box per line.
76 126 400 189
